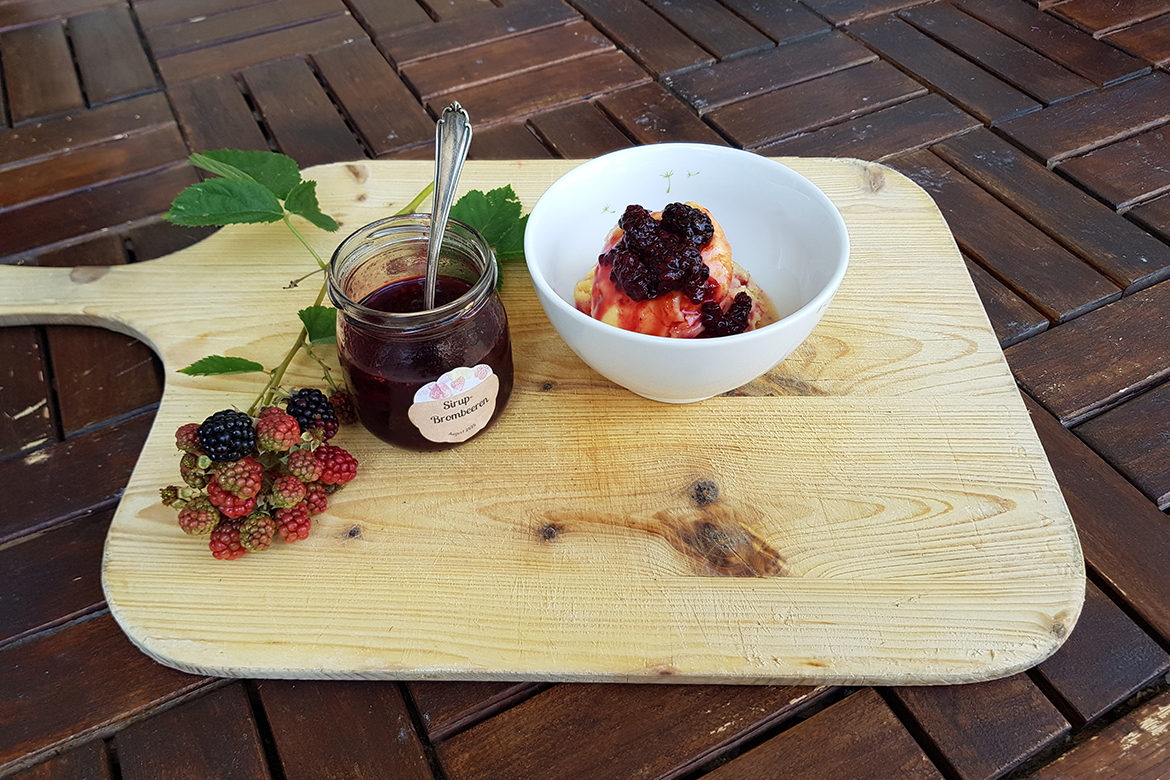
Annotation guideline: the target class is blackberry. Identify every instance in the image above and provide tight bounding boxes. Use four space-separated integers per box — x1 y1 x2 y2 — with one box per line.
603 203 712 303
285 388 339 440
700 291 754 338
197 409 256 462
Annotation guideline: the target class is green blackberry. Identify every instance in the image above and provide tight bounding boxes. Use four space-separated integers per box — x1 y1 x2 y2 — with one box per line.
197 409 257 462
285 388 339 440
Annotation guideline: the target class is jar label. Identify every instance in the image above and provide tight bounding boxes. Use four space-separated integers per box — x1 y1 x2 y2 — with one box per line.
407 365 500 443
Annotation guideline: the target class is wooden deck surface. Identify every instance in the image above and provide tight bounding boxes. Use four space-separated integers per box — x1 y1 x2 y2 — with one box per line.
2 0 1169 778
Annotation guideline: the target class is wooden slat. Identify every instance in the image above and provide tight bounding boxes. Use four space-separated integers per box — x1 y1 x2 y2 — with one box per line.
1128 192 1170 244
154 13 366 84
1074 381 1170 509
400 20 614 101
426 50 650 128
890 674 1070 780
132 0 281 30
0 411 153 542
466 121 554 159
0 327 55 459
898 3 1095 106
1050 0 1170 37
706 60 926 148
849 15 1041 125
240 57 366 168
258 681 432 780
1 21 85 123
0 613 211 775
378 0 580 66
343 0 431 36
1057 125 1170 210
661 30 877 115
436 684 830 780
997 71 1170 165
527 101 634 158
798 0 936 25
1104 14 1170 66
596 81 728 145
35 233 126 266
168 74 270 153
427 0 499 21
124 220 217 262
889 150 1121 324
952 0 1149 87
1006 282 1170 425
0 509 111 647
932 128 1170 292
406 681 546 742
962 254 1048 349
7 740 111 780
702 689 944 780
758 93 979 161
68 6 157 104
0 93 174 171
715 0 829 43
144 0 346 57
1033 580 1170 729
642 0 773 61
565 0 714 78
116 684 269 780
312 40 435 156
0 0 121 30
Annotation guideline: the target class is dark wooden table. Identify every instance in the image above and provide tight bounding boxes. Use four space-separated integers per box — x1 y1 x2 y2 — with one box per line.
3 0 1170 778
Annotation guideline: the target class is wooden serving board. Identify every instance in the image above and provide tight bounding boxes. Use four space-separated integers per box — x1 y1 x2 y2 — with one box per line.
0 158 1084 685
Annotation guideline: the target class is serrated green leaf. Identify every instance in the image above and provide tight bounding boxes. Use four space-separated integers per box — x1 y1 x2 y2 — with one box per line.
298 305 337 345
166 179 284 226
188 153 256 183
492 213 528 261
450 185 524 249
195 150 302 199
179 355 267 376
285 180 340 232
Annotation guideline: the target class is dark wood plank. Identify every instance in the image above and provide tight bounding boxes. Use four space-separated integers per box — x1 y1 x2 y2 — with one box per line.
643 0 773 61
0 509 111 648
378 0 580 66
527 101 634 158
566 0 714 78
932 127 1170 292
401 20 614 101
68 6 157 104
0 0 121 29
849 15 1041 125
1129 192 1170 244
1033 580 1170 729
1074 380 1170 509
1057 125 1170 210
1050 0 1170 37
759 93 979 161
889 150 1121 324
116 684 269 780
132 0 283 29
467 121 555 159
798 0 925 24
597 81 728 145
898 2 1095 105
168 73 270 153
124 220 217 261
953 0 1150 87
890 674 1070 780
406 681 546 742
427 0 500 21
0 411 153 542
35 233 126 266
143 0 346 57
0 613 212 775
312 39 434 156
1006 281 1170 425
241 57 366 167
962 254 1049 348
258 681 432 780
706 59 926 148
154 13 367 84
997 71 1170 165
0 327 56 459
1 21 85 124
344 0 432 36
703 689 944 780
715 0 830 44
8 740 111 780
0 124 189 212
1104 13 1170 66
426 49 651 128
0 93 174 171
661 30 877 115
437 684 831 780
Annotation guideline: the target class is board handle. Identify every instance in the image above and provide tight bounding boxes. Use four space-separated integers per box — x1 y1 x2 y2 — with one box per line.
0 264 157 339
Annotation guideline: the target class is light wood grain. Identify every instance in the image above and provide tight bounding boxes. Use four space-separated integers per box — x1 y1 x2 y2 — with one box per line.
0 158 1084 685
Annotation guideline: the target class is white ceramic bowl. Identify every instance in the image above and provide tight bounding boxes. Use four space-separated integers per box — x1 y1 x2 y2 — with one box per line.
524 143 850 403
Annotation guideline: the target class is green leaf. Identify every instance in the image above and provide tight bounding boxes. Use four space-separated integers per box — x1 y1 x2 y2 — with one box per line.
285 180 340 232
450 185 527 256
298 306 337 345
194 150 302 199
179 355 267 376
492 213 528 261
166 179 284 226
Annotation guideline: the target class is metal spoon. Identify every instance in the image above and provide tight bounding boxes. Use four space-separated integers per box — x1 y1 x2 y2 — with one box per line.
424 101 473 309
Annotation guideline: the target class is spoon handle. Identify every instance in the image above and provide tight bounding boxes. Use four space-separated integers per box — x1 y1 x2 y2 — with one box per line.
424 102 473 309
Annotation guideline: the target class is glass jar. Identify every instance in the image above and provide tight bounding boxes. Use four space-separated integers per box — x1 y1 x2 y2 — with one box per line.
328 214 513 451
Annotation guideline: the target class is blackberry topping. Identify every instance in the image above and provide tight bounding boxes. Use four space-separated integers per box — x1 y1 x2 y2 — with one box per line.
197 409 257 462
699 292 754 338
285 388 339 440
600 203 713 303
